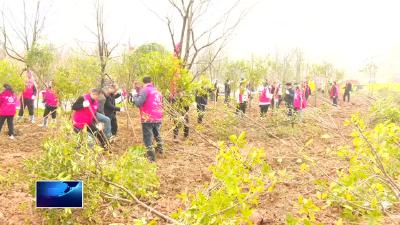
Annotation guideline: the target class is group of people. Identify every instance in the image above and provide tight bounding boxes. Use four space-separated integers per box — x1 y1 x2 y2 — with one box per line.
329 80 352 106
233 79 352 117
0 71 354 162
0 73 164 162
233 79 312 117
70 76 163 161
0 74 59 139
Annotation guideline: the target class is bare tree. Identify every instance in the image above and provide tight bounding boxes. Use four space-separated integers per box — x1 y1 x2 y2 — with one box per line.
83 0 118 88
165 0 249 79
1 0 46 68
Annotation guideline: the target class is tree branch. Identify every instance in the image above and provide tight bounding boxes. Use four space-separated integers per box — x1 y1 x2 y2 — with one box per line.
102 178 183 224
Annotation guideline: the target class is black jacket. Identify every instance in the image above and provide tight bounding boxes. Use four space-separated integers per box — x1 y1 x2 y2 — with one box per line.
104 93 121 118
345 83 352 94
284 88 295 106
196 94 208 106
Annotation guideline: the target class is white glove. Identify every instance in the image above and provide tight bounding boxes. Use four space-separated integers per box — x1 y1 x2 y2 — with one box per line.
83 100 90 108
120 107 125 112
31 95 36 100
286 90 289 94
96 123 104 131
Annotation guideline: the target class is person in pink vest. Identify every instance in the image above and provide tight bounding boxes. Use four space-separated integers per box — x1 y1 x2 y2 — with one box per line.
293 86 304 111
0 84 17 139
40 83 59 127
18 71 37 123
132 76 163 162
258 82 272 117
71 89 105 147
330 81 340 106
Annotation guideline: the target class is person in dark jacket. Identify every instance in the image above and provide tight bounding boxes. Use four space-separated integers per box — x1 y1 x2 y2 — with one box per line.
104 86 122 136
195 87 209 124
284 83 295 116
303 81 312 101
343 81 352 102
224 79 232 104
214 81 219 102
170 92 190 140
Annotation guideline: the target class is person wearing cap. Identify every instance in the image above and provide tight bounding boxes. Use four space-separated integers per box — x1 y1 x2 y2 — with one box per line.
0 84 17 139
18 71 37 123
284 82 295 116
40 82 59 127
72 88 106 147
131 76 164 162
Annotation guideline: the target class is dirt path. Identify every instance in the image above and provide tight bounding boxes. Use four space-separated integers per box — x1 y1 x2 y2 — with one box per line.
0 96 379 224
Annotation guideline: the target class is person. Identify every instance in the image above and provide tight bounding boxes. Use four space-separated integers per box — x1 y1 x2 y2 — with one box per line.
293 86 304 112
121 86 128 101
0 84 17 139
284 83 295 116
214 80 219 102
131 77 163 162
274 82 283 108
18 71 37 123
96 91 112 140
224 79 232 103
195 87 209 124
330 81 340 106
343 81 352 102
269 82 276 110
303 81 312 101
259 82 272 117
40 83 58 127
236 79 250 115
72 89 106 147
302 87 308 109
104 85 122 136
170 91 190 140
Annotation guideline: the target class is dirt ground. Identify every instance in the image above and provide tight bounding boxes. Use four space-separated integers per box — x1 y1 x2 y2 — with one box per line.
0 95 399 225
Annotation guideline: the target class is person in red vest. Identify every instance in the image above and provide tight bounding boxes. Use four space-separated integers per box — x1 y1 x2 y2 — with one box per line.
71 89 105 147
0 84 17 139
131 76 163 162
40 83 59 127
18 71 37 123
330 81 340 106
258 82 272 117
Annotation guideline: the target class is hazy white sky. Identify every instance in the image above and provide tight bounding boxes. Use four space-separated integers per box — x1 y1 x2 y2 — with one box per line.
2 0 400 81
